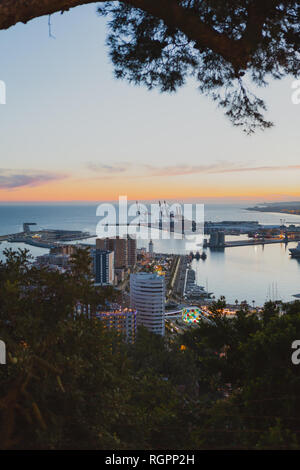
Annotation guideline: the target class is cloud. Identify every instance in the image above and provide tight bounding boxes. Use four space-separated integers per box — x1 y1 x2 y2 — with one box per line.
143 162 300 177
222 164 300 173
143 162 240 176
0 170 67 190
85 160 300 179
85 162 131 174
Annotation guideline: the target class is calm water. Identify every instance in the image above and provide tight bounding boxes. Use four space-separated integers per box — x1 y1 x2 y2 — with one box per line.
1 203 300 306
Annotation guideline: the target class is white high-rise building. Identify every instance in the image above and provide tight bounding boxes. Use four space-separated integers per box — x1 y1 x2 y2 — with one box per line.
130 272 165 336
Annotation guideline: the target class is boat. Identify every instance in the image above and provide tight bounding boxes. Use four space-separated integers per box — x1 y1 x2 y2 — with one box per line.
184 268 212 300
289 242 300 258
189 251 207 260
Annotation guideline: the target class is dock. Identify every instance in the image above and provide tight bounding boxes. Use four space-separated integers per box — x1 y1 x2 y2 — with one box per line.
223 238 300 248
0 227 96 249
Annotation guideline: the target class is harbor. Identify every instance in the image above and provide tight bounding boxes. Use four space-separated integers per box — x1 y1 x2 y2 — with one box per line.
0 223 95 249
1 205 300 306
223 237 300 248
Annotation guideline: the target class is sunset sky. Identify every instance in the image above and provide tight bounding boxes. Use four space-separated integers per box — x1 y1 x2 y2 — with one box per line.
0 4 299 203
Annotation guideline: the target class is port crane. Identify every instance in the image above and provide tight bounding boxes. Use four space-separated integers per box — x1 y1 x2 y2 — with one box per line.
135 201 148 226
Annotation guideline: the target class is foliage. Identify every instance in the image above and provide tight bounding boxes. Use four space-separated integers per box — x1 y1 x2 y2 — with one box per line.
0 249 192 450
180 300 300 449
1 249 300 449
1 1 299 132
98 0 300 133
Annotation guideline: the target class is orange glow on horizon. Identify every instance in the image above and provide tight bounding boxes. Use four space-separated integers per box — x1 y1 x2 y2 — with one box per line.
0 177 300 203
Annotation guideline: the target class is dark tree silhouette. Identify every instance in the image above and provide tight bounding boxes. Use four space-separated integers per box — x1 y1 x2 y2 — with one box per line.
1 0 299 132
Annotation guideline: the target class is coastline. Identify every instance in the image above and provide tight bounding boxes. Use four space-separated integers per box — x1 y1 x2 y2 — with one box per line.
247 208 300 216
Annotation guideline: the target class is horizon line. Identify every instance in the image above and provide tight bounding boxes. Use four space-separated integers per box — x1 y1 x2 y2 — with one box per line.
0 198 299 205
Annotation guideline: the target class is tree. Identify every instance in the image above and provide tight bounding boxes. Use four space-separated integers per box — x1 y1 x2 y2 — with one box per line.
181 300 300 449
0 250 194 449
1 0 299 133
3 250 300 449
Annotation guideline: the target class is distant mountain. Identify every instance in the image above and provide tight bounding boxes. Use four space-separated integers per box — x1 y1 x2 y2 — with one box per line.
247 201 300 214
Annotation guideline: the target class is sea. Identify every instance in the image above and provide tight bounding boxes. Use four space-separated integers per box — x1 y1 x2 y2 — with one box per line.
1 202 300 306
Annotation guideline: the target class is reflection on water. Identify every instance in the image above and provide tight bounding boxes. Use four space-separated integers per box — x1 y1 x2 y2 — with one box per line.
2 236 300 307
192 242 300 306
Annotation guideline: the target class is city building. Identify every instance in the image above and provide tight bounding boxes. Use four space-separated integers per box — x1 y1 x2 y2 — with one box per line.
96 307 137 343
114 268 125 285
36 253 70 268
130 272 165 336
74 302 91 318
127 235 137 268
209 230 225 248
94 249 114 286
96 237 110 251
96 237 128 269
50 245 78 256
149 239 154 257
23 222 37 234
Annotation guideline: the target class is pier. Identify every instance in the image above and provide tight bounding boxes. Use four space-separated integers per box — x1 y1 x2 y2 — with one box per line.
224 237 300 248
0 227 96 249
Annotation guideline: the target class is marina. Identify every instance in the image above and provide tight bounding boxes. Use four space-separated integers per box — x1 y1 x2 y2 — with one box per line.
1 204 300 306
183 266 212 301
